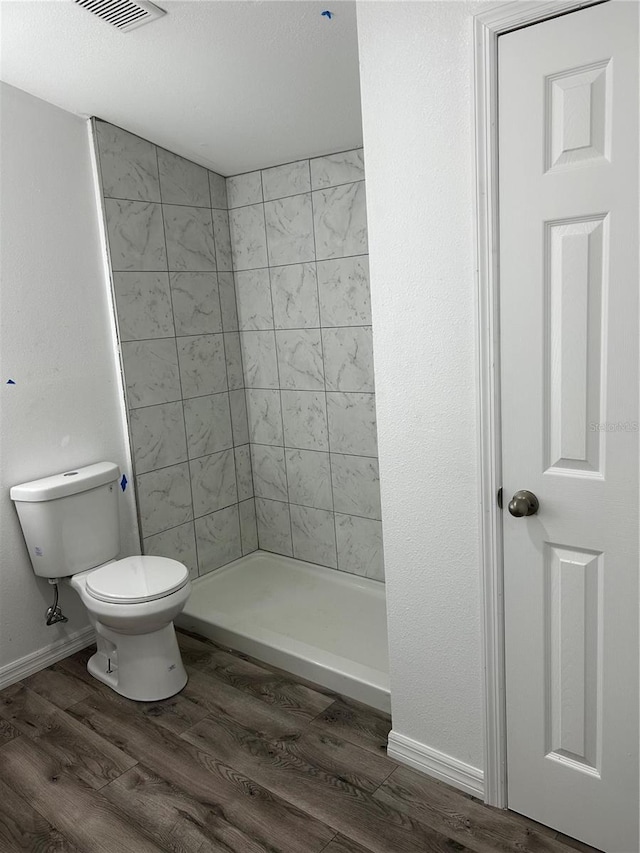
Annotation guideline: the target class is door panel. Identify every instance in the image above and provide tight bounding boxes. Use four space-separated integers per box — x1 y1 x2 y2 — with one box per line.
499 3 639 851
546 214 606 474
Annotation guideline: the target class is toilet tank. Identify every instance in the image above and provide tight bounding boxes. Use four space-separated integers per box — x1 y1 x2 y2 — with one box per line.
10 462 121 579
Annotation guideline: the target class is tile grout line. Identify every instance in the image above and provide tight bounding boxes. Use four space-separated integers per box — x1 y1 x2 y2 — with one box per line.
223 195 259 553
135 445 379 478
110 247 368 276
112 250 367 270
258 169 295 558
227 176 366 211
235 322 373 336
154 142 200 578
211 191 245 569
228 145 363 183
216 250 369 274
105 195 217 211
91 124 148 559
308 158 340 572
206 176 242 562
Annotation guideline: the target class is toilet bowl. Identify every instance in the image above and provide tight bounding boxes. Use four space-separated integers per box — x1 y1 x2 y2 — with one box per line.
10 461 193 702
69 555 191 701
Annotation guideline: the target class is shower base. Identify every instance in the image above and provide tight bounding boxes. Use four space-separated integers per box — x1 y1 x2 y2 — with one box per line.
177 550 390 713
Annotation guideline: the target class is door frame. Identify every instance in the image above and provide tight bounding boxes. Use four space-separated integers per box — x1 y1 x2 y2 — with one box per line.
472 0 608 809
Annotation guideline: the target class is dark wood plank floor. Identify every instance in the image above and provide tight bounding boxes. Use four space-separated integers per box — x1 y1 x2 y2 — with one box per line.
0 631 601 853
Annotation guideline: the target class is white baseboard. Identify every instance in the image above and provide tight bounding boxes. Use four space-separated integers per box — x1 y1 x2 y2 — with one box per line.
387 730 485 798
0 626 95 690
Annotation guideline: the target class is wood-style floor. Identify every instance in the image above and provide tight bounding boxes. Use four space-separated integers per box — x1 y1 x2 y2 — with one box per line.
0 631 600 853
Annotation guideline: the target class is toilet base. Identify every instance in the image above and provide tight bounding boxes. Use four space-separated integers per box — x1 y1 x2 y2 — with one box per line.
87 621 188 701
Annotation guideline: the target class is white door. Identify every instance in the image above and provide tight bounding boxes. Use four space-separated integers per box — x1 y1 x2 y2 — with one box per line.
499 2 639 851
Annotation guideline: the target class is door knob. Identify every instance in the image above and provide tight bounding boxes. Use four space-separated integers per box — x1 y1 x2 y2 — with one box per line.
508 490 539 517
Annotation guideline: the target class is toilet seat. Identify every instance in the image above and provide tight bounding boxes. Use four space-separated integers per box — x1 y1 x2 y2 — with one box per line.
85 555 189 605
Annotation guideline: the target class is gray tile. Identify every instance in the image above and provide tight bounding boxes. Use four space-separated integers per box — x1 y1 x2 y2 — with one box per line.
113 272 174 341
183 393 233 458
255 498 292 556
164 205 216 271
285 449 333 511
327 392 378 456
235 445 254 501
229 204 268 271
105 199 166 271
271 263 319 330
224 332 244 391
251 444 288 502
137 462 192 537
322 326 374 392
212 210 233 272
290 505 337 569
130 401 187 474
276 329 324 391
336 513 384 581
262 160 311 201
317 256 371 327
281 390 328 451
144 521 198 581
209 171 228 210
235 268 274 330
229 389 250 445
170 272 222 335
227 171 263 208
313 182 368 261
190 449 237 516
246 389 283 445
264 193 314 266
239 499 258 555
157 148 210 207
241 331 279 389
121 339 181 409
218 272 239 331
331 454 381 520
310 149 365 190
95 121 160 202
195 505 242 574
177 334 227 398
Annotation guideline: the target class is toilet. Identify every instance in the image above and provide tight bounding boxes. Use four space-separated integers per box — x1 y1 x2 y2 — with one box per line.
10 461 191 701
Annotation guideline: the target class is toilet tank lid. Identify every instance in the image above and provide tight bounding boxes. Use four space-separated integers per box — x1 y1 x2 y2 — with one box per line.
10 462 120 502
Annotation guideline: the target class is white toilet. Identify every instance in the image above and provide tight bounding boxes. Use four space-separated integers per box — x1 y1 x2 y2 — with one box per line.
10 461 191 701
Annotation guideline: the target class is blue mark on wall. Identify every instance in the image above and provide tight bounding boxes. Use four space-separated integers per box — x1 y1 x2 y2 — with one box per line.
120 474 128 492
321 10 333 19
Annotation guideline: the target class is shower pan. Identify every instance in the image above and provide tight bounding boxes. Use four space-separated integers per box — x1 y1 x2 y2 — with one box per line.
178 550 390 712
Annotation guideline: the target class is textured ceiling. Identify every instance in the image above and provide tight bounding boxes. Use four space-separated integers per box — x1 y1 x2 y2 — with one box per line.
0 0 363 175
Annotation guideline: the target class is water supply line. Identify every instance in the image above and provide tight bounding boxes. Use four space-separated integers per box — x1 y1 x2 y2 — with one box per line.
45 579 68 626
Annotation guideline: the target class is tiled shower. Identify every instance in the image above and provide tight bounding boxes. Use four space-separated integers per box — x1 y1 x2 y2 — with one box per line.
94 121 383 581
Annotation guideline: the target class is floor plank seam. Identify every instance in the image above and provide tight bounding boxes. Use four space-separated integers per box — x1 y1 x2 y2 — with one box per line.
93 759 141 791
317 830 340 852
306 698 340 726
368 761 398 797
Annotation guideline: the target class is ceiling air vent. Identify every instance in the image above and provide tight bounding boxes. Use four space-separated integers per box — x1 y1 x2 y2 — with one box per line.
74 0 166 32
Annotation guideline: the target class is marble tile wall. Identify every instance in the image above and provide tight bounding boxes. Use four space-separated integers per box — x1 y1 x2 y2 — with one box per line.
228 150 384 581
94 120 257 579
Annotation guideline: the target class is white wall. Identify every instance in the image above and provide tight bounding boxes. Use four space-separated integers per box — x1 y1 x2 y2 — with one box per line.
0 83 139 674
357 1 488 773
